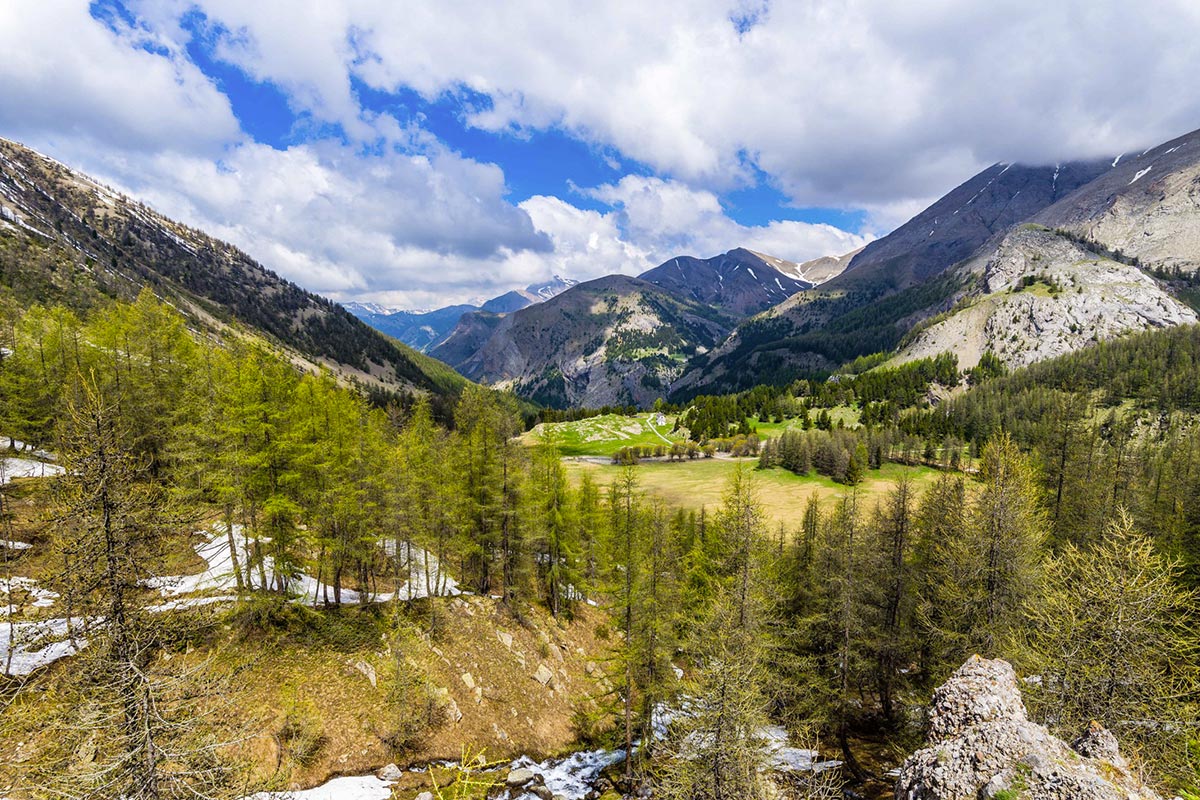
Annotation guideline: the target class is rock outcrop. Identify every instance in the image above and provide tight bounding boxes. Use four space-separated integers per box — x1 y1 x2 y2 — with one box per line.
896 656 1162 800
892 226 1197 370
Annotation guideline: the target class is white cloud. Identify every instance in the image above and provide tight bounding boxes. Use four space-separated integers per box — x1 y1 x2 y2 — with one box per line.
586 176 869 265
5 0 1199 310
86 139 550 296
143 0 1200 208
0 1 239 156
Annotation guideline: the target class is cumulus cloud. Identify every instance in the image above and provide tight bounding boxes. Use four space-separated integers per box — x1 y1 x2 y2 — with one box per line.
138 0 1200 207
0 0 239 155
4 1 1199 308
586 176 869 265
85 139 551 295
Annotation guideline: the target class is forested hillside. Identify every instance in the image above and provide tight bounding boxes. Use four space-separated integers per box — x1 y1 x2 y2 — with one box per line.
0 139 467 409
2 288 1195 800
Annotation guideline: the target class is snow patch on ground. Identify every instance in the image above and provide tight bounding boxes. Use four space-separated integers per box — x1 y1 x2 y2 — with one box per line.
0 617 87 676
149 526 461 608
1 576 59 608
1 539 32 550
247 775 395 800
1 457 64 483
1129 167 1153 185
761 725 843 772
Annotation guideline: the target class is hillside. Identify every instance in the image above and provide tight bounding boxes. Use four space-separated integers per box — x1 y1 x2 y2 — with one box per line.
433 248 834 407
432 274 734 407
674 128 1200 397
0 138 467 400
892 128 1200 369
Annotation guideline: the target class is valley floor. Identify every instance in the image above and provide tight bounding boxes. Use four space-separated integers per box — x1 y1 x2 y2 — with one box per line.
564 458 940 529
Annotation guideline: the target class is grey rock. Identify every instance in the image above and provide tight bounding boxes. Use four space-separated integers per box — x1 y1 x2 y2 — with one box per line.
533 663 555 687
376 762 402 781
506 768 536 787
896 655 1162 800
1072 720 1124 765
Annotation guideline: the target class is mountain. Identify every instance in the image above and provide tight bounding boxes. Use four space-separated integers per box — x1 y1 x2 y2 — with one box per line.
673 130 1200 398
0 138 467 400
346 275 578 351
890 128 1200 370
431 248 830 407
431 274 734 408
637 247 818 317
343 303 478 352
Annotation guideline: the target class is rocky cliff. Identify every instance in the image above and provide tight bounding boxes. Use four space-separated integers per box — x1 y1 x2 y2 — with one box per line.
892 226 1197 370
896 656 1163 800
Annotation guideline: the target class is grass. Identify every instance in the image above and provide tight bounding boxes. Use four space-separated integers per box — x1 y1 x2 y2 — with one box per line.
522 413 684 457
563 457 941 529
749 406 861 438
526 407 865 459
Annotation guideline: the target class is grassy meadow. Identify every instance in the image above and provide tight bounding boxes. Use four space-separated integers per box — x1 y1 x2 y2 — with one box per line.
521 413 685 456
563 457 940 529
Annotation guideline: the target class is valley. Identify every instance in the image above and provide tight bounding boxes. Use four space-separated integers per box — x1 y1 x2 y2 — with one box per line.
2 95 1199 800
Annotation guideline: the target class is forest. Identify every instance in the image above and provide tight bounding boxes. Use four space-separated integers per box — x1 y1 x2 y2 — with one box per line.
0 291 1197 799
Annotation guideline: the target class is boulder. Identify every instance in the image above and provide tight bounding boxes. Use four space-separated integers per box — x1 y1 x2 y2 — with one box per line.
353 659 377 688
377 763 403 781
896 655 1163 800
415 793 434 800
506 768 537 787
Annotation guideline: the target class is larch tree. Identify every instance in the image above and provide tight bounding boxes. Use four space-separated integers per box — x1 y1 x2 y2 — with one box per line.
1019 511 1200 779
29 377 243 799
659 465 774 800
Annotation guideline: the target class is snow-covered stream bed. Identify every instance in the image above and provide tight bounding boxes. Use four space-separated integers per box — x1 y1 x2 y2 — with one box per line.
248 724 841 800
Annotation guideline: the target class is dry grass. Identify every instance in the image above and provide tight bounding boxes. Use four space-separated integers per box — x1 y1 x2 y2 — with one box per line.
563 458 942 529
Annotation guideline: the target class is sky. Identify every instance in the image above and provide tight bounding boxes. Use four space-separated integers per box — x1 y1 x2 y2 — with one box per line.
1 2 1199 310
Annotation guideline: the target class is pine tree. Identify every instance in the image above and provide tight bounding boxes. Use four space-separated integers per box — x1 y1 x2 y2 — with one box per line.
921 434 1045 662
32 377 242 798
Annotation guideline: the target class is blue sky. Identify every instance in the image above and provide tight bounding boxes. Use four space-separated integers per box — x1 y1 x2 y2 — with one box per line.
1 1 1197 308
167 2 867 232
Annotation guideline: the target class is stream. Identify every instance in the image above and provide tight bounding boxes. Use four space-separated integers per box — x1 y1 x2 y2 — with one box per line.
251 724 842 800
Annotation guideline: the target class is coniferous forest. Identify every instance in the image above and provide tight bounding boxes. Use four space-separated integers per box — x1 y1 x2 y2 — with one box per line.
1 290 1197 799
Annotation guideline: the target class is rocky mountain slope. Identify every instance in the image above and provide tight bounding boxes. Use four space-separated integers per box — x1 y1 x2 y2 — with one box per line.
897 656 1161 800
675 127 1200 397
0 138 466 399
431 274 733 408
433 248 841 407
892 225 1197 369
892 129 1200 370
638 247 816 317
672 158 1118 396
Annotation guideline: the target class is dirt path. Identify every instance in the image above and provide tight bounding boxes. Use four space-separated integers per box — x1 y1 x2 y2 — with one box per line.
646 416 674 445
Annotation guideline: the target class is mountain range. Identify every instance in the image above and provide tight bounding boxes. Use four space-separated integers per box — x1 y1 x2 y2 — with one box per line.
344 276 578 352
428 248 835 407
429 126 1200 406
4 124 1199 414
